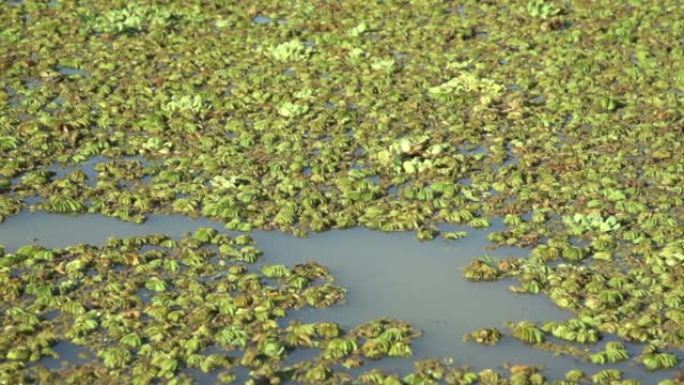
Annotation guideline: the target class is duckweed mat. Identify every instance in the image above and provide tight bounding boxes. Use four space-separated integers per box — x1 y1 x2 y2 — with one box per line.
2 0 684 384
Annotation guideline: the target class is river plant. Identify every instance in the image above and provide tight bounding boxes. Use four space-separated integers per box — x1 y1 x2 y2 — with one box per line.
1 0 684 383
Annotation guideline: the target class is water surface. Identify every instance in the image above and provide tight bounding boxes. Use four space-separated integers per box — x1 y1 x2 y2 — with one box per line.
0 212 678 381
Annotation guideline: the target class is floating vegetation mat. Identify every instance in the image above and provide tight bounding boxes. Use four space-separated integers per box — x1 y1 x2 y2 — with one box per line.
1 0 684 383
0 231 419 384
1 231 676 385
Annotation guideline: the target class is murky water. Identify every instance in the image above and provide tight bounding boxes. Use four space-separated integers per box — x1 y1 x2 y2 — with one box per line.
252 15 272 25
0 212 679 382
56 66 89 77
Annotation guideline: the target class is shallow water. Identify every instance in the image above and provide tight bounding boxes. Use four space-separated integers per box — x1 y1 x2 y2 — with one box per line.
36 341 91 370
0 212 679 381
12 155 150 186
56 66 89 77
252 15 272 25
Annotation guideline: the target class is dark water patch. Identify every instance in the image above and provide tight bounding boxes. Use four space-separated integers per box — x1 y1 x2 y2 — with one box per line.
135 287 155 303
24 78 42 89
23 195 42 205
44 310 60 320
56 66 89 77
529 95 546 105
507 83 523 92
282 347 320 367
252 15 272 25
35 341 92 369
458 144 486 156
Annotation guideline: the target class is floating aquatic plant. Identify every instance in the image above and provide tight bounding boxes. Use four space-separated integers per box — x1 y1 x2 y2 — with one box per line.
2 0 684 382
442 231 468 241
640 345 680 371
510 321 545 345
542 319 600 344
463 328 503 346
563 213 621 235
92 4 176 34
589 342 629 365
463 257 501 281
525 0 563 19
0 234 377 383
268 39 314 62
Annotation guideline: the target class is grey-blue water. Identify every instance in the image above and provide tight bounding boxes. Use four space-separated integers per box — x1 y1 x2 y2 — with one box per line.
0 212 679 382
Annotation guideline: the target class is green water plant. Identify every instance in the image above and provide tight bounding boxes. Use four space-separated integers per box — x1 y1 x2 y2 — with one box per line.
563 213 621 235
589 342 630 365
2 0 684 382
591 369 623 384
0 233 367 383
463 328 503 346
510 321 545 345
268 39 314 62
640 345 679 371
463 257 501 281
541 318 600 344
525 0 563 19
442 231 468 241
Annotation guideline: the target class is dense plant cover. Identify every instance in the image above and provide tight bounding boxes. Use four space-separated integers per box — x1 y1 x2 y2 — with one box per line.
1 0 684 383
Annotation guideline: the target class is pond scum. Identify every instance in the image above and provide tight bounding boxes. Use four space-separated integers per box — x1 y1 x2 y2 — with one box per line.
1 0 683 384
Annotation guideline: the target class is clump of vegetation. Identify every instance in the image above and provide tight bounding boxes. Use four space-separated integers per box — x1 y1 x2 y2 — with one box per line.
640 345 680 371
542 318 600 344
510 321 545 345
589 342 630 365
463 257 501 281
463 328 503 346
0 234 420 384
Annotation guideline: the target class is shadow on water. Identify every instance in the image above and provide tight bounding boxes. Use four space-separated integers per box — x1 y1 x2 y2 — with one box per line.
0 212 678 381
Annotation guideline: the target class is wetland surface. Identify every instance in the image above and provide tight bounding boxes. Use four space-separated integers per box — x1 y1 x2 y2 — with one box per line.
2 1 684 384
0 212 679 383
